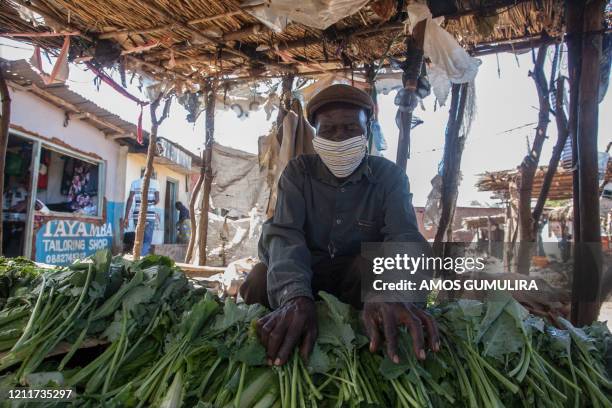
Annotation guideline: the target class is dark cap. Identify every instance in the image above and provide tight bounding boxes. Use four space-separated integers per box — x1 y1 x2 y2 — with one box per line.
306 84 374 124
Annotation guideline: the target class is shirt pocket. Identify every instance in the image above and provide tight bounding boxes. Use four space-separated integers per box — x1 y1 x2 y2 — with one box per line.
354 218 382 241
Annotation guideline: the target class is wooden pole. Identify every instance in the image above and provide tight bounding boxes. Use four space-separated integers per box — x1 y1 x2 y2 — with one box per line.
185 155 204 263
275 75 294 133
0 67 11 256
533 77 569 227
432 83 469 259
487 217 493 256
132 96 171 260
566 0 584 323
197 80 216 266
570 0 605 326
395 21 426 171
514 44 551 274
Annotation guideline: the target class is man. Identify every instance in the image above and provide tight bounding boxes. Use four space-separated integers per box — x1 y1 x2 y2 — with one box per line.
175 201 191 244
123 171 160 256
240 84 439 367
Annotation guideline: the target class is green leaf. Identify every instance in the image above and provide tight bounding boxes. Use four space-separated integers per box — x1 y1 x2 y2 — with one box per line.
102 320 123 342
233 340 266 366
318 291 351 323
557 317 598 355
93 249 112 276
475 294 511 343
379 355 410 380
123 285 156 311
212 298 245 331
481 311 524 360
308 343 331 374
457 299 484 317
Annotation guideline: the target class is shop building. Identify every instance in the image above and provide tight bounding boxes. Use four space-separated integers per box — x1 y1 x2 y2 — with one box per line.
2 58 199 264
2 58 134 264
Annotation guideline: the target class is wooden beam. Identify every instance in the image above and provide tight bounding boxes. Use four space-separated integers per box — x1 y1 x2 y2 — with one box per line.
0 66 11 256
570 0 605 326
0 31 80 38
105 132 134 140
197 80 216 266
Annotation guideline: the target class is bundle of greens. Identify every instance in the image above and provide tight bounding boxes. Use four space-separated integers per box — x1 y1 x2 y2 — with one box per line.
92 289 612 408
0 253 610 408
0 251 200 389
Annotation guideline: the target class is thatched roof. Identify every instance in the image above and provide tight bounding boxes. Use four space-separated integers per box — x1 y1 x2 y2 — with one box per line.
463 214 506 229
0 0 571 87
476 160 612 201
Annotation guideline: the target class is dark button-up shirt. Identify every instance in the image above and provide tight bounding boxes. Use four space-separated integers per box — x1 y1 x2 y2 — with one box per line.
259 154 427 309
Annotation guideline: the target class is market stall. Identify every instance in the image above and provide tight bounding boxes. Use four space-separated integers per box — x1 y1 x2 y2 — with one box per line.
0 0 610 405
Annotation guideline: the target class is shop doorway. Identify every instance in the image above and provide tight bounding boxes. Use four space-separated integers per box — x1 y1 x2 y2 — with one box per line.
2 134 34 257
164 179 178 244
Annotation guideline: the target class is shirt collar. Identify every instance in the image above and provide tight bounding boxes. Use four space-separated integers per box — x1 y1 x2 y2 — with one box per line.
311 154 378 187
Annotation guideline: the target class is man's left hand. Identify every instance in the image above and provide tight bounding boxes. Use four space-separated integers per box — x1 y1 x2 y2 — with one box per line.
361 302 439 363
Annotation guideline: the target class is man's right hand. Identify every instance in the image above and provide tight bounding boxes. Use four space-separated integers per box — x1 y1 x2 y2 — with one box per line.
256 296 317 366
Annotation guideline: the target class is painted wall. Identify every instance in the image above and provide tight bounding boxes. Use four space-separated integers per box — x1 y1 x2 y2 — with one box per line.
8 86 127 263
123 153 191 244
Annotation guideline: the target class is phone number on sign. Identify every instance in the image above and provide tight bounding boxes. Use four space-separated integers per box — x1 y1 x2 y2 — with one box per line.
6 388 75 400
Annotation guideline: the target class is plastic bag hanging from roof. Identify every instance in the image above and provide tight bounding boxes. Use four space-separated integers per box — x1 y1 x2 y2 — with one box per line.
406 3 481 106
243 0 370 31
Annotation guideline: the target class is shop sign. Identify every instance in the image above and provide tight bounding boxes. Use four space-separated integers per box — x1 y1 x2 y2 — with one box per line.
35 220 113 265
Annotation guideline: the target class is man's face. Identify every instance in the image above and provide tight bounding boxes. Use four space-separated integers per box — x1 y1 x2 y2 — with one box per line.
314 103 368 142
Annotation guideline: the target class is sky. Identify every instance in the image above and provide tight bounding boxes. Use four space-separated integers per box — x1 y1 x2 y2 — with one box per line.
1 38 610 207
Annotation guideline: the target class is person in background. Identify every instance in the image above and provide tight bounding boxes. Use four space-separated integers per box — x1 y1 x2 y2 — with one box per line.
175 201 191 244
123 171 160 256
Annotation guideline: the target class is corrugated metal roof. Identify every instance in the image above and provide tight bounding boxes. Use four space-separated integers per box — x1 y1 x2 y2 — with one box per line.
1 58 202 167
1 58 144 143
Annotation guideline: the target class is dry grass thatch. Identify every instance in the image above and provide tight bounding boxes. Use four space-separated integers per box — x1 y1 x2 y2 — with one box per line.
476 160 612 202
0 0 577 87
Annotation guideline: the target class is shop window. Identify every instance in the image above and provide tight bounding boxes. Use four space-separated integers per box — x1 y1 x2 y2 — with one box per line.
36 147 102 217
3 134 34 257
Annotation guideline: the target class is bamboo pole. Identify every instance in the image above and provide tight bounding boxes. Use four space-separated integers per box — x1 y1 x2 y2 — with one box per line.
432 83 469 260
570 0 605 326
514 44 551 275
0 67 11 256
197 80 216 266
132 96 171 260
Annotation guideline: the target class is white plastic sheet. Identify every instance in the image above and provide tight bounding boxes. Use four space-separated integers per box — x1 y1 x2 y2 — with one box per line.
246 0 370 31
406 4 481 105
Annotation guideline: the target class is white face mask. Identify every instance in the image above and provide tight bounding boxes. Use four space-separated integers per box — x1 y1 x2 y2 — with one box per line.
312 134 367 178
